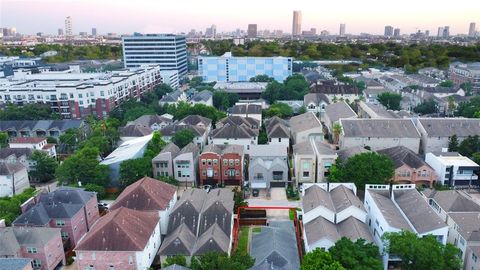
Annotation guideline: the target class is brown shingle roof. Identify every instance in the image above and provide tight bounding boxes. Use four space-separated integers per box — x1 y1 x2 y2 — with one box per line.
110 176 177 211
9 137 45 144
75 207 159 251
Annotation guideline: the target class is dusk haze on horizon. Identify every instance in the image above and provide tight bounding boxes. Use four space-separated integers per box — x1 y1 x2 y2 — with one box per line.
0 0 479 35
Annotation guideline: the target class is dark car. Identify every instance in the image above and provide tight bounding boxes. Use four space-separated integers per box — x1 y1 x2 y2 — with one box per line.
252 189 259 197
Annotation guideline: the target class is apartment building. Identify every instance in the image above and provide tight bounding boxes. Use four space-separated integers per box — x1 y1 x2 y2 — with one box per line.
425 152 479 187
0 66 162 119
198 144 244 186
293 140 337 185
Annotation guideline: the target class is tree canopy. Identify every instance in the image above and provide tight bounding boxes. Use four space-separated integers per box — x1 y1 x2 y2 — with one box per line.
29 151 58 183
0 188 36 225
456 96 480 118
301 248 345 270
119 157 153 187
377 92 402 111
190 251 255 270
329 238 383 270
261 74 309 104
413 99 438 115
249 74 275 82
265 102 294 119
383 231 462 270
172 129 195 148
0 104 59 120
329 152 395 189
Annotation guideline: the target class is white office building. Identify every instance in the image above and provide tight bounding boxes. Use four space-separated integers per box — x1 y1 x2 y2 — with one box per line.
122 34 188 77
198 52 292 82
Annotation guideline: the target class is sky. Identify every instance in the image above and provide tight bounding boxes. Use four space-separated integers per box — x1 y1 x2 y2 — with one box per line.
0 0 479 35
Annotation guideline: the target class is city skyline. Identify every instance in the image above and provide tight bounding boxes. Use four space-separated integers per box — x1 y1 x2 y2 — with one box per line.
0 0 479 35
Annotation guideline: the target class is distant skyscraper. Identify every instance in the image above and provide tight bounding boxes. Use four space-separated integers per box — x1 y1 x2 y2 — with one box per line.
205 25 216 38
443 26 450 38
65 16 72 36
58 28 64 36
425 30 430 37
437 27 444 38
384 25 394 36
292 10 302 36
247 24 257 38
394 28 401 37
339 24 346 36
469 22 476 37
92 28 97 36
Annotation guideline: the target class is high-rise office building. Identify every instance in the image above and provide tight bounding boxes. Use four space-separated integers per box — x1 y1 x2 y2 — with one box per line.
443 26 450 38
122 34 188 77
425 30 430 37
384 25 394 36
292 10 302 36
339 24 346 36
92 28 97 36
247 24 257 38
65 16 72 36
58 28 64 36
205 25 217 38
437 27 444 38
469 22 476 37
394 28 401 37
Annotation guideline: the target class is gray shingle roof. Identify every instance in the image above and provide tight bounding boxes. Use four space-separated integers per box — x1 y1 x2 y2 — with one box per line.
267 123 290 138
230 104 262 115
310 84 360 95
336 216 374 243
160 90 183 102
191 90 213 102
377 146 430 169
0 163 25 175
341 119 420 138
289 112 322 133
0 120 84 133
265 116 289 130
394 189 446 234
336 146 370 162
423 189 480 213
368 190 412 231
178 115 212 127
193 223 231 255
325 101 357 124
153 142 181 161
330 185 365 213
251 221 300 270
202 144 244 156
448 213 480 241
210 123 258 139
0 148 34 159
218 116 260 130
161 124 206 137
128 115 172 127
0 227 61 256
418 118 480 137
302 185 335 213
304 93 329 105
159 223 197 256
304 215 340 244
120 124 153 137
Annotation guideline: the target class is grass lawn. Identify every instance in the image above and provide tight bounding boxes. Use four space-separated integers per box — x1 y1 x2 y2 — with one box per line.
237 226 249 253
252 227 262 233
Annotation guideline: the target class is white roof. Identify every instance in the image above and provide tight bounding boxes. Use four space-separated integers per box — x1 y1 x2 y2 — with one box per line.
100 134 152 165
433 154 479 167
214 82 268 90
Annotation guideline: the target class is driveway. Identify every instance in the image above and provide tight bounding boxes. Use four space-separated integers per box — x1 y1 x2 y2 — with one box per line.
270 188 287 200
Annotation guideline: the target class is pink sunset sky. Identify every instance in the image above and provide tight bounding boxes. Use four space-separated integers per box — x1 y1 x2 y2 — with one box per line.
0 0 478 35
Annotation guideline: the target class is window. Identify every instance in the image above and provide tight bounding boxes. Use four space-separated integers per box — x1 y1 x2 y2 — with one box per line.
213 159 218 165
32 259 41 268
229 159 234 166
56 220 65 226
109 265 115 270
207 159 212 166
473 253 478 263
224 159 228 165
235 159 240 166
303 171 310 178
202 170 206 176
61 231 69 239
27 247 37 254
273 171 283 180
235 170 240 176
128 256 133 265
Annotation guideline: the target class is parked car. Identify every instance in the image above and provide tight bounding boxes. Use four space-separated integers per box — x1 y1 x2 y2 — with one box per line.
252 189 259 197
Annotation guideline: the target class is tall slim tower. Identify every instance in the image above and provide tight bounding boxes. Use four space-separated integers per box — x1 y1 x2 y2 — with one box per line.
384 26 394 36
92 28 97 36
247 24 257 38
65 16 72 36
292 10 302 36
469 22 476 37
339 24 346 36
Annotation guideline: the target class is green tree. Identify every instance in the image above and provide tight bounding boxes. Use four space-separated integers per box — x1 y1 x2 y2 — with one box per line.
258 130 268 144
190 251 254 270
383 231 462 270
0 132 8 148
83 183 106 200
213 91 239 111
332 123 342 144
329 152 394 189
377 92 402 111
439 80 454 87
163 255 187 268
233 187 247 214
144 131 167 160
448 135 459 152
413 99 438 115
172 129 195 148
249 74 274 82
157 176 179 186
0 187 36 225
55 147 110 186
329 238 383 270
59 128 80 153
298 106 307 114
456 96 480 118
472 152 480 165
0 104 58 120
301 248 345 270
119 158 152 187
29 151 58 183
458 135 480 157
460 82 473 96
261 81 284 104
265 103 294 118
